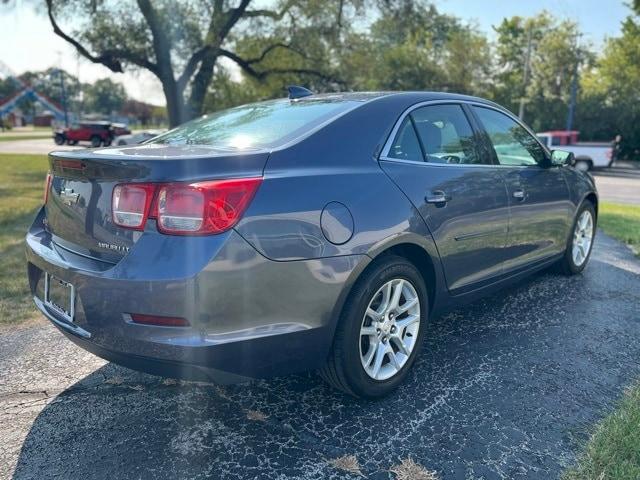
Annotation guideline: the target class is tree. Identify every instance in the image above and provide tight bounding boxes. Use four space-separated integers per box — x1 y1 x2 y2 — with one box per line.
578 5 640 153
205 0 492 111
492 12 592 132
45 0 349 126
84 78 127 115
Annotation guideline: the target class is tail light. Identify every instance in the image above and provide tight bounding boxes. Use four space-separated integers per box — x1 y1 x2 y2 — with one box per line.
112 183 156 230
111 178 261 235
156 178 262 235
43 172 52 204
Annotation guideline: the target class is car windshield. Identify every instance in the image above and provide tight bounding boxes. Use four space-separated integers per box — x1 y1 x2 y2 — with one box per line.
149 98 359 150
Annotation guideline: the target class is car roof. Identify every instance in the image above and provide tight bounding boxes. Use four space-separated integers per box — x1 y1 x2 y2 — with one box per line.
296 91 500 108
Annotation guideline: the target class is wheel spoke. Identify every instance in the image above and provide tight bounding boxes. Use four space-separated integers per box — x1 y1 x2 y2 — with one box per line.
389 279 404 311
378 282 393 313
397 296 418 314
360 325 377 337
366 307 381 321
392 335 410 356
396 314 419 330
388 348 401 371
370 342 387 378
363 340 377 367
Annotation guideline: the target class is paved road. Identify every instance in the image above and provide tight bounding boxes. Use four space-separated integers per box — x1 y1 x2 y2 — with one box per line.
1 232 639 479
592 165 640 205
0 138 82 155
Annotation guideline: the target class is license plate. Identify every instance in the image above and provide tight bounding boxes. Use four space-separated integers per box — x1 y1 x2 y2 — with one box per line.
44 273 75 322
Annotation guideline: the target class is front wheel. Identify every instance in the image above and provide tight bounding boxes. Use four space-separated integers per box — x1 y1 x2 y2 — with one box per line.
320 255 428 398
558 202 596 275
90 135 102 147
54 134 65 145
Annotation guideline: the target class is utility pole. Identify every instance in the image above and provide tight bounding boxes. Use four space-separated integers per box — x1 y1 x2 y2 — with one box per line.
518 26 533 121
566 35 581 132
57 69 69 127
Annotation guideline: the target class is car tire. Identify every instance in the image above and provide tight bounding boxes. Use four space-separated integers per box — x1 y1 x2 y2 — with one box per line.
91 135 102 147
319 255 428 398
574 159 592 172
54 134 65 145
557 201 596 275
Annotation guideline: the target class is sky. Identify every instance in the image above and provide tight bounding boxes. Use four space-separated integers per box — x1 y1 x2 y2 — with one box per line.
0 0 632 106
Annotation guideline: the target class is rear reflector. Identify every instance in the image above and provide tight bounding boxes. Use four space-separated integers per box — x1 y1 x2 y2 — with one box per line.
44 172 52 205
156 178 262 235
54 159 85 170
129 313 190 327
112 183 156 230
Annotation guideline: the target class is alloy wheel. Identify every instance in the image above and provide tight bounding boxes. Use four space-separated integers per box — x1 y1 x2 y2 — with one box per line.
359 278 421 381
572 210 594 266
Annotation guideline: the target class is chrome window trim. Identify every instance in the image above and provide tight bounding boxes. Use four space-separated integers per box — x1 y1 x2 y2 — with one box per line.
378 99 551 169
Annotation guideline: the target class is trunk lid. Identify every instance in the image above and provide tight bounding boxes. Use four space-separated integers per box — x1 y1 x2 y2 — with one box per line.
45 144 269 263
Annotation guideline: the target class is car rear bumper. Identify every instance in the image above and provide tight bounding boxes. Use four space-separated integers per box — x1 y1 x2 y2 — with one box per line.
26 207 364 382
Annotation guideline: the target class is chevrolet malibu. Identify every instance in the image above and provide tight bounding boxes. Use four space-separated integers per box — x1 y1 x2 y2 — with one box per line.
26 90 598 398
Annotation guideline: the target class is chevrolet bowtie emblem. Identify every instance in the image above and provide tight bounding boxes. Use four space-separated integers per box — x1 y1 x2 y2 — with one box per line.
60 188 80 206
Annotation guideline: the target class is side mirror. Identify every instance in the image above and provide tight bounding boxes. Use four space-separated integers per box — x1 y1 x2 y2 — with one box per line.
550 149 575 167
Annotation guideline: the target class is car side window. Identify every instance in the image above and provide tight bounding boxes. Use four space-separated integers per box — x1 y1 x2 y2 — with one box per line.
473 106 546 166
411 104 483 165
388 117 423 161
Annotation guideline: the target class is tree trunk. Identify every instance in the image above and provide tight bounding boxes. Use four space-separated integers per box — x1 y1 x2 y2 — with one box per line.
187 53 219 119
160 76 186 128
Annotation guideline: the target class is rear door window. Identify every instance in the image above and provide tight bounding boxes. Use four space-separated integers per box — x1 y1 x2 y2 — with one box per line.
413 104 483 164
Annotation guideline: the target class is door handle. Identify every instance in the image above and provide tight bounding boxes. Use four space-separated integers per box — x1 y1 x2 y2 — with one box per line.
425 190 451 205
513 189 525 200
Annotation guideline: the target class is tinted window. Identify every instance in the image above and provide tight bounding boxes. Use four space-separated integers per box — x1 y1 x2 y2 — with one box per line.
411 104 482 164
150 99 359 149
474 107 546 166
388 117 423 161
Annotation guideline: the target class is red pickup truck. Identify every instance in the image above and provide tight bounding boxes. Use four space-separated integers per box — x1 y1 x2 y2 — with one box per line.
54 121 131 147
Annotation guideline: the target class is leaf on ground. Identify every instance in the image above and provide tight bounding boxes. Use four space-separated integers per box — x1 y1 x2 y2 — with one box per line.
104 376 123 385
246 409 268 422
329 454 363 476
390 458 438 480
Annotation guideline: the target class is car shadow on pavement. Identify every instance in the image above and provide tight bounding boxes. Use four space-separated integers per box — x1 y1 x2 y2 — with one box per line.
11 233 640 480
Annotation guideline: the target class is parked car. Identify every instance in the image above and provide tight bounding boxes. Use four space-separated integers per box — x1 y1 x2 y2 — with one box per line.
28 90 598 398
54 121 115 147
114 129 163 146
536 130 613 171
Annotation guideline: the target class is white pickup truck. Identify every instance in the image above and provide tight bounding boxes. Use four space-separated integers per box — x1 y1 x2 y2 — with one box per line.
536 131 613 171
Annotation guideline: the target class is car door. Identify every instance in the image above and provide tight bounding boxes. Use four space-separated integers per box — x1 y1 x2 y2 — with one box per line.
471 105 573 271
379 103 511 292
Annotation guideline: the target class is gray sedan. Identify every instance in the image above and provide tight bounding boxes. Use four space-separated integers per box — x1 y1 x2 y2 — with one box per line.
26 89 597 398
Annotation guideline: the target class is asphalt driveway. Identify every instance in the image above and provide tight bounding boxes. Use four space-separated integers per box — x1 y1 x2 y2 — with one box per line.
1 232 639 480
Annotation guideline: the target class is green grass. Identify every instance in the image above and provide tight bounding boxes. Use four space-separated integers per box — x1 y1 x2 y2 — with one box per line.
599 202 640 255
565 384 640 480
0 153 48 325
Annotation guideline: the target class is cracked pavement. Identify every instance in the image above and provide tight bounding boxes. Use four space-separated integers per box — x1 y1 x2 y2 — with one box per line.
1 232 639 479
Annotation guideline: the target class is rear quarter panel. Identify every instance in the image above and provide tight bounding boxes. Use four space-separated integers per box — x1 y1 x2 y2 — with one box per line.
235 94 440 262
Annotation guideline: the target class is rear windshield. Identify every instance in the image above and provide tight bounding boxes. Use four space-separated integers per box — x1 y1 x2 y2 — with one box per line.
149 98 359 150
